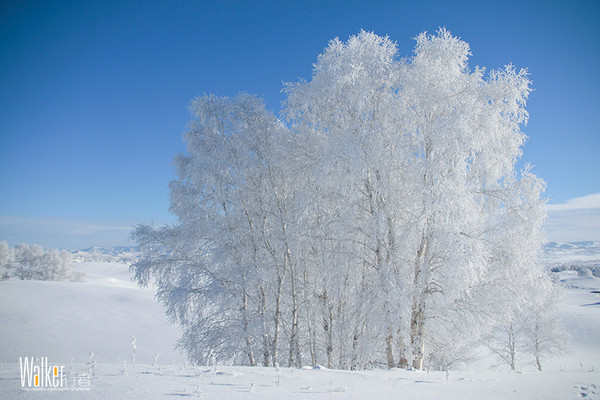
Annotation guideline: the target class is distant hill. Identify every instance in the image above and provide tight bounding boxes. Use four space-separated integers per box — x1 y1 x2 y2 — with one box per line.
72 246 140 263
69 241 600 267
544 240 600 251
542 241 600 262
542 241 600 277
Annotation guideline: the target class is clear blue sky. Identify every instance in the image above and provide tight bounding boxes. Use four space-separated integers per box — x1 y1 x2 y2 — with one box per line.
1 0 598 249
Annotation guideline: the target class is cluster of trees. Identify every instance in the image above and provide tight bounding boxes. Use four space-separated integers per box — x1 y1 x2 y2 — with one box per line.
131 29 565 371
483 278 568 371
0 241 73 281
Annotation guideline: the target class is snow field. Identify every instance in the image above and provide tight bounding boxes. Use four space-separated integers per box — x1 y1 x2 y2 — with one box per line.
0 262 183 365
0 262 598 399
0 362 598 399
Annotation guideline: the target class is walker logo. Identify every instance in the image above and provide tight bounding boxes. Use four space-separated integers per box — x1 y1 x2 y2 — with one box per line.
20 357 64 389
19 357 90 391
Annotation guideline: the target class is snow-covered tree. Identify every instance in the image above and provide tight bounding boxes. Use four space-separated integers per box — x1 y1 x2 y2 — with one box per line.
0 241 11 280
131 29 563 370
42 249 73 281
132 94 303 366
14 244 44 280
523 303 569 371
2 243 72 281
485 272 568 371
284 28 555 370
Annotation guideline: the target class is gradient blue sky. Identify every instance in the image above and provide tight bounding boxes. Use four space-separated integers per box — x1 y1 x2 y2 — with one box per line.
1 0 598 249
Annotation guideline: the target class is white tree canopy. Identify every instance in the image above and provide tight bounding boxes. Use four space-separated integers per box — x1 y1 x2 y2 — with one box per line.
131 29 562 370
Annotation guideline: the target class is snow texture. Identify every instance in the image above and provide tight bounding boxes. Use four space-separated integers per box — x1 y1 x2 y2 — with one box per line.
0 260 598 399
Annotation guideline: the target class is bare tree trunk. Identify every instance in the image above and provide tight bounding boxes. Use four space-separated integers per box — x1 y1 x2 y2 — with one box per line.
386 325 395 368
259 285 271 367
533 320 542 371
268 165 301 368
411 305 425 370
303 261 317 367
397 329 409 369
508 323 516 371
338 297 347 369
411 230 428 371
325 301 334 369
272 274 283 367
289 279 300 367
288 250 301 368
241 289 256 366
351 332 359 370
351 318 366 370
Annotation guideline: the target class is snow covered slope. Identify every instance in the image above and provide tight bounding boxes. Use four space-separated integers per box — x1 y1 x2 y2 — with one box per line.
554 271 600 372
0 261 599 399
0 262 183 365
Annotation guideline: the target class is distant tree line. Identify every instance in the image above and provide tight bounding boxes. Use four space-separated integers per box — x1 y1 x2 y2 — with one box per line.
0 241 73 281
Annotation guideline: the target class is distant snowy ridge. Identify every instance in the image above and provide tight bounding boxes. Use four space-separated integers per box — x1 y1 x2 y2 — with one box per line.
544 240 600 253
542 241 600 262
71 246 140 263
68 242 600 266
542 241 600 277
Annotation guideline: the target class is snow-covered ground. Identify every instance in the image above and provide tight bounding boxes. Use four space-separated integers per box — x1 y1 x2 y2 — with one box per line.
0 262 182 366
554 271 600 372
0 260 599 399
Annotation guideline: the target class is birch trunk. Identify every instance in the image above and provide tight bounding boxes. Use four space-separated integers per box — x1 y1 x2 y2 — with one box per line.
303 260 317 366
385 326 395 368
288 250 301 367
241 289 256 366
259 285 271 367
411 228 429 371
272 274 283 367
397 330 409 369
